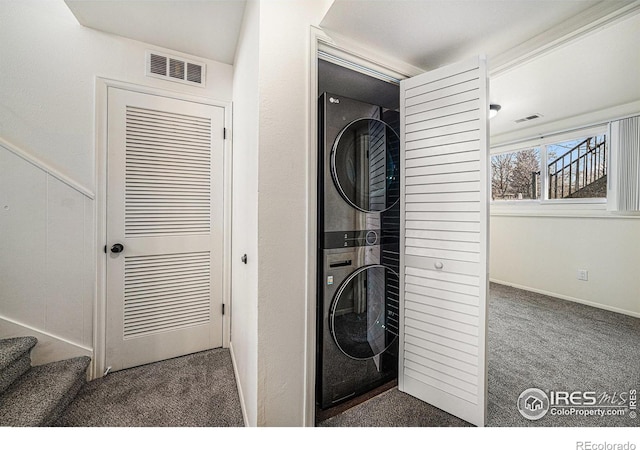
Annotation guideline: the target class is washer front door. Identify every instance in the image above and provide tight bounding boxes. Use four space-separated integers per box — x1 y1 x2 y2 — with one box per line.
329 264 399 360
331 118 400 213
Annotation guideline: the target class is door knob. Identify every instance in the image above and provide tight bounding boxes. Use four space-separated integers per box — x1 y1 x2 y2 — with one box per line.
111 243 124 254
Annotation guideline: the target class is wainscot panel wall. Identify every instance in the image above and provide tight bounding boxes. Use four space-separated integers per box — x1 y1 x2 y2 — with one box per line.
0 144 94 365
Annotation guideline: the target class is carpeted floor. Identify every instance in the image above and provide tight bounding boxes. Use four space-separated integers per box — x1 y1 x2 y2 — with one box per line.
318 387 472 427
487 283 639 427
54 283 639 427
320 283 640 427
56 348 243 427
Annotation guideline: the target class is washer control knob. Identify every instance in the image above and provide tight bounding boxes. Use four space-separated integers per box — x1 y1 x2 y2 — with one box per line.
365 230 378 245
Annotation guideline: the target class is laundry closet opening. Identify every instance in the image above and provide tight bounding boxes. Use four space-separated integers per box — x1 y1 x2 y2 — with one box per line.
315 56 402 422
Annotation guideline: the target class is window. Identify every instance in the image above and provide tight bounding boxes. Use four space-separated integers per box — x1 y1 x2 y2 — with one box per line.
546 135 607 200
491 147 541 201
491 132 607 202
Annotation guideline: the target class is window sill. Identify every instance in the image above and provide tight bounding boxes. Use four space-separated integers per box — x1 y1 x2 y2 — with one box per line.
490 202 640 219
491 198 606 206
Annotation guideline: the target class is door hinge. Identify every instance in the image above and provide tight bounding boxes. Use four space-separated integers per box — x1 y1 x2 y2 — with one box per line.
223 127 227 139
222 304 225 315
103 245 107 254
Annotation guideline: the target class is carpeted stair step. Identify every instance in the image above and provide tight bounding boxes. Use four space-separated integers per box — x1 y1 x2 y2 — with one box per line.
0 356 91 426
0 336 38 394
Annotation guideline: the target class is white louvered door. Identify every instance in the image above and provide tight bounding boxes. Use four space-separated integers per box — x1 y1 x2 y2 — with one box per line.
398 56 489 426
106 88 225 372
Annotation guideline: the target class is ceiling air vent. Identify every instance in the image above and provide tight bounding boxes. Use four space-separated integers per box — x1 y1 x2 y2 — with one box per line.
187 63 202 84
149 53 167 76
515 113 543 124
146 51 206 87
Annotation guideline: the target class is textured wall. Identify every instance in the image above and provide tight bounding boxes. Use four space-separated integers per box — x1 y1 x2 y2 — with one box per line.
255 0 333 426
230 0 260 427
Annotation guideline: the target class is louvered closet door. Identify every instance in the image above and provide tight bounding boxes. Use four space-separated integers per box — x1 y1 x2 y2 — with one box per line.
399 56 489 426
106 88 225 372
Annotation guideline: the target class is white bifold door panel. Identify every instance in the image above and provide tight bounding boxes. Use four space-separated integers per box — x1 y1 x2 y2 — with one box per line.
106 88 225 371
399 56 489 426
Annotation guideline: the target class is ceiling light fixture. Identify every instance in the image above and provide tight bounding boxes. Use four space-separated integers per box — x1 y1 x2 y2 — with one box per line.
489 104 501 119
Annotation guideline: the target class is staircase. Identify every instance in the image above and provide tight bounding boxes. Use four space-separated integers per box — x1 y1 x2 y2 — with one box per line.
0 336 90 426
568 174 607 199
547 136 607 199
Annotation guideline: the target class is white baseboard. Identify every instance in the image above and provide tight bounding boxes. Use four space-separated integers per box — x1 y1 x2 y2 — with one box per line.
490 279 640 319
0 315 94 377
228 341 250 427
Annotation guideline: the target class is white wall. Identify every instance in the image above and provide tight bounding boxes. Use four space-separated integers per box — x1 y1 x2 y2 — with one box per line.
230 0 260 427
229 0 334 426
0 0 232 364
255 0 332 426
490 212 640 317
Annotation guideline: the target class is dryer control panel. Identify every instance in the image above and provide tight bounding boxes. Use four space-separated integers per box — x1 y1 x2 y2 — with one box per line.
323 230 380 248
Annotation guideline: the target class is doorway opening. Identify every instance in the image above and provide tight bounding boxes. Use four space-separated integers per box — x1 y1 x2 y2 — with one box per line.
315 55 402 423
308 38 491 428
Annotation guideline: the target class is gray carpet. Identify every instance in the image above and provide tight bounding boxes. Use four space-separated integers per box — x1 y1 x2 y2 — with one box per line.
320 283 640 427
0 336 37 394
51 284 639 427
319 386 472 427
0 356 91 426
56 348 243 427
487 283 639 427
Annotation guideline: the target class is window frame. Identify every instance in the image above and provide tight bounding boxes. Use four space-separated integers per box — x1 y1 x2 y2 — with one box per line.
490 126 609 206
490 146 543 203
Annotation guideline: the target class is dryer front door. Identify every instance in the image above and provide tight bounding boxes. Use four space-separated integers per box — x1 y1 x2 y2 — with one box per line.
320 93 400 236
330 264 398 361
331 117 400 214
319 247 399 409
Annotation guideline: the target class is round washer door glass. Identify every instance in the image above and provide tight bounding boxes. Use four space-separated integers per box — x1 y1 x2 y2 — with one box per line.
331 118 399 213
330 265 399 360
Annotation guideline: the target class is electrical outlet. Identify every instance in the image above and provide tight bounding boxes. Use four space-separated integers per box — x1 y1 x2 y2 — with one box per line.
577 269 589 281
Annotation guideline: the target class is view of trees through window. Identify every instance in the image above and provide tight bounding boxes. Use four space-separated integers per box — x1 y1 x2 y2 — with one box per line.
491 148 541 200
491 134 607 201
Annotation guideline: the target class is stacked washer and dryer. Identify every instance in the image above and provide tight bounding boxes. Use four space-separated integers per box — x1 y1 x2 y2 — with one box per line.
316 90 401 411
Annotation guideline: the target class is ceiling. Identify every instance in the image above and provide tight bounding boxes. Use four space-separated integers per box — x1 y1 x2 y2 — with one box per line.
63 0 640 141
489 11 640 141
64 0 246 65
320 0 632 72
65 0 635 71
320 0 640 141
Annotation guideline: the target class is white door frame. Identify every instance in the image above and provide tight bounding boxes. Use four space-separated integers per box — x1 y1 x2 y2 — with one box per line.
305 28 423 426
94 78 232 378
